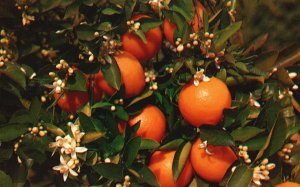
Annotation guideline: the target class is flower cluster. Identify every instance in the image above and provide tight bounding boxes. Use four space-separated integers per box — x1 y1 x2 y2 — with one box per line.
238 145 251 164
252 159 276 186
278 143 294 163
193 69 210 86
49 122 87 181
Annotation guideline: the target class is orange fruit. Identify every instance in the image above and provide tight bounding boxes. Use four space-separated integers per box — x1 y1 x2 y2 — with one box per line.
190 138 237 183
121 14 162 62
275 182 300 187
54 90 89 114
178 77 231 127
120 104 166 142
94 51 145 98
148 150 193 187
163 1 204 45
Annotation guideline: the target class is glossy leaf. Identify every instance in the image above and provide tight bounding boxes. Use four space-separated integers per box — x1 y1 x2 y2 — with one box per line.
227 165 253 187
0 170 12 187
231 126 264 142
130 163 160 187
0 63 26 89
172 141 191 181
214 21 242 51
81 131 106 144
123 136 142 167
199 126 235 146
102 56 121 90
159 139 185 151
170 0 194 21
93 163 124 180
0 124 29 142
127 90 153 107
140 139 160 150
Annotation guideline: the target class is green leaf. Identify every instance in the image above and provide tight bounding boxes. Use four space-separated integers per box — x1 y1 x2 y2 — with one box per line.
114 106 129 121
0 170 13 187
135 30 147 44
159 139 185 150
227 165 253 187
76 25 96 41
102 56 121 90
236 62 249 74
67 70 87 91
213 21 242 51
199 126 235 146
254 51 279 72
255 113 288 161
124 0 137 20
102 7 121 15
170 0 194 21
231 127 265 142
81 131 106 144
244 136 268 151
140 18 162 33
140 139 160 150
130 164 160 186
29 97 42 124
64 2 80 20
127 90 153 107
20 44 40 58
111 135 125 152
0 148 13 161
91 102 112 109
40 0 63 12
95 22 112 31
0 63 26 89
44 123 65 136
123 136 142 167
0 124 29 142
203 10 209 32
172 141 191 181
93 163 124 180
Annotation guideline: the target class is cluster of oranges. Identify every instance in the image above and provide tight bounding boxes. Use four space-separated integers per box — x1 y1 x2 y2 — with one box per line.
49 1 300 187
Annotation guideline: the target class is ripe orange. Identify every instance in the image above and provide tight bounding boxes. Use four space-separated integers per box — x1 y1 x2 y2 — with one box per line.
275 182 300 187
54 90 88 114
178 77 231 127
148 150 193 187
190 138 237 183
94 51 145 98
163 1 204 45
122 104 166 142
121 14 162 62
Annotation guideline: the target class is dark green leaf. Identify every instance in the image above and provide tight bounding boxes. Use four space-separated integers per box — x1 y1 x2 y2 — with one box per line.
0 124 29 142
0 148 13 161
244 136 267 151
130 164 160 186
227 165 253 187
102 56 121 90
96 22 112 31
93 163 124 180
231 127 264 142
102 7 122 15
44 123 65 136
0 63 26 89
111 135 125 152
199 126 235 146
140 139 160 150
170 0 194 21
64 2 80 20
91 102 112 109
29 97 41 124
123 136 142 167
276 43 300 69
82 131 106 144
0 170 13 187
159 139 185 150
114 106 129 121
135 30 147 44
67 70 87 91
76 25 96 41
140 18 162 33
127 90 153 107
172 141 191 181
213 21 242 51
124 0 137 20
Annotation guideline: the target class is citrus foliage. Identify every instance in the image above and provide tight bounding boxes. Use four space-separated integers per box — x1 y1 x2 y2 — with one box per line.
0 0 300 187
